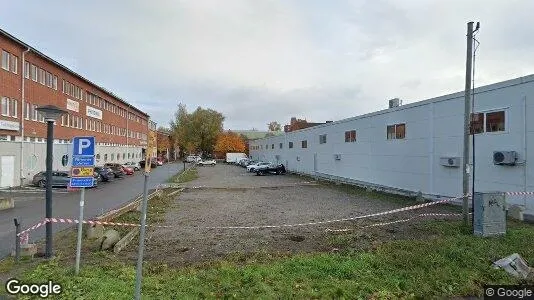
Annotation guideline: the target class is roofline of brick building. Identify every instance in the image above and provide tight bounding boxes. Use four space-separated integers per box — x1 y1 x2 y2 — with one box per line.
0 27 150 119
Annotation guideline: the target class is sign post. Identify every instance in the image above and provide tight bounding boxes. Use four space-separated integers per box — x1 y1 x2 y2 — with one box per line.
135 131 156 300
71 136 95 275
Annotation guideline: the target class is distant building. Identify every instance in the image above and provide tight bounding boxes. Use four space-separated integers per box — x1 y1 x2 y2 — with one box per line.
284 117 329 132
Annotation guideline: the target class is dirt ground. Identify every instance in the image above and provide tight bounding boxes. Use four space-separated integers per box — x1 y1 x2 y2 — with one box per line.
129 164 461 266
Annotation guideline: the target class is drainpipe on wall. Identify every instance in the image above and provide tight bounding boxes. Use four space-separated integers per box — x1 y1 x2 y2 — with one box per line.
20 47 30 187
524 96 528 207
126 104 130 161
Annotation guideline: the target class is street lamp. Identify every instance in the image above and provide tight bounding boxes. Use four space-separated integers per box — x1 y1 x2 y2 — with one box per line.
36 105 67 258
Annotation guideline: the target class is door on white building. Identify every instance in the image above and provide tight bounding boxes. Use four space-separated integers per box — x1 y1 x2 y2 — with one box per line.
313 153 318 173
1 156 15 188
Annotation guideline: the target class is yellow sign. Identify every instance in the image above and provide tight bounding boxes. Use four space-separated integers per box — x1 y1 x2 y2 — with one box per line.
145 131 157 172
71 167 94 177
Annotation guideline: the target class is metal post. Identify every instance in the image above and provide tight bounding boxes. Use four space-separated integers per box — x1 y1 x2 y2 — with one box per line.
75 187 85 275
134 172 149 300
14 219 20 262
45 120 54 258
462 21 474 227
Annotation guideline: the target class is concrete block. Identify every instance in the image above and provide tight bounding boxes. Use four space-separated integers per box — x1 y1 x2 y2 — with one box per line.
0 197 14 210
100 229 121 250
114 227 139 253
85 224 105 239
11 243 38 258
507 205 524 221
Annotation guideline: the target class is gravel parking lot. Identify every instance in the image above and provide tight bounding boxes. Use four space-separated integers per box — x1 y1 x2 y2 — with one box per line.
141 164 461 266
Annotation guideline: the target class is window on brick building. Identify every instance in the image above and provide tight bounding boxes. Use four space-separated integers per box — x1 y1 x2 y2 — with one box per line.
25 102 30 120
24 62 29 79
32 105 38 121
30 64 37 81
1 50 8 70
1 97 8 116
1 98 17 118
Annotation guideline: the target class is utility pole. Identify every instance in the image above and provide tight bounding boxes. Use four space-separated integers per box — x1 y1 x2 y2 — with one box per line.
462 21 474 226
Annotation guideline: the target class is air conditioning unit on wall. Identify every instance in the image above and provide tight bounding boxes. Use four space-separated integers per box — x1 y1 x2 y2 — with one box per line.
493 151 517 166
334 154 341 160
440 157 460 167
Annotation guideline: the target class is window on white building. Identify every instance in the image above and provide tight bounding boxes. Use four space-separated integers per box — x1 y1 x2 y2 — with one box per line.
387 123 406 140
319 134 327 144
345 130 356 142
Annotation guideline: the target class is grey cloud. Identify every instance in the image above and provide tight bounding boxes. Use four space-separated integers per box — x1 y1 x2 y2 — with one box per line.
2 0 534 130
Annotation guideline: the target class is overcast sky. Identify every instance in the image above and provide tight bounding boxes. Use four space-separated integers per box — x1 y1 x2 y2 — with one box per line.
1 0 533 130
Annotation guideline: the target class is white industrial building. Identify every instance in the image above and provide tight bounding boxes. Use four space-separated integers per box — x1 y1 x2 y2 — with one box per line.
250 74 534 220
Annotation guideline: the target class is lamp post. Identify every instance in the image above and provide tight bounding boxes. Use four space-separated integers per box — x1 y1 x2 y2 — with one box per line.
36 105 67 258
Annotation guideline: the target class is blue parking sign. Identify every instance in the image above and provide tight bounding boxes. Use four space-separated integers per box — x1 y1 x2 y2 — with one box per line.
72 137 95 156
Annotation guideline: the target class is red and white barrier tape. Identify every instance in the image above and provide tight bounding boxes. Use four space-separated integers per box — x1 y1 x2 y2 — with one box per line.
15 191 534 236
325 212 468 232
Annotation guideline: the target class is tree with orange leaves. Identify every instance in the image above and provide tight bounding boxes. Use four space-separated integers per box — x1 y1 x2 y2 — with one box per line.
214 131 246 155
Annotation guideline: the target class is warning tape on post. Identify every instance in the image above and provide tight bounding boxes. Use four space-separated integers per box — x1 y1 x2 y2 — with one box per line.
15 191 534 237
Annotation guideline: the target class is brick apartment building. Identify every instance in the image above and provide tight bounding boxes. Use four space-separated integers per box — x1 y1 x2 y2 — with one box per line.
283 117 330 132
0 28 152 187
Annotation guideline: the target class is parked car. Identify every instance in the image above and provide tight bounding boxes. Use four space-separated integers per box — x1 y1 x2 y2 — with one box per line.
247 162 271 172
239 159 253 167
255 163 287 175
104 163 126 178
139 159 157 169
32 171 98 188
156 158 164 166
237 158 249 166
94 166 115 182
122 165 135 175
123 161 141 171
197 159 216 166
185 155 201 163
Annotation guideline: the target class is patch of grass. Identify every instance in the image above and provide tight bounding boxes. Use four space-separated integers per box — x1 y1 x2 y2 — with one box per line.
12 221 534 299
168 167 198 183
0 257 15 274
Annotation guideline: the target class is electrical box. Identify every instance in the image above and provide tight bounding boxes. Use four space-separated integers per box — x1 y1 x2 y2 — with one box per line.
440 157 460 167
388 98 402 108
334 154 341 160
473 192 506 237
493 151 517 165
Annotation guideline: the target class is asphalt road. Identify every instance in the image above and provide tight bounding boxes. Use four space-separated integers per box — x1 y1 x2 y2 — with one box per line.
0 162 184 259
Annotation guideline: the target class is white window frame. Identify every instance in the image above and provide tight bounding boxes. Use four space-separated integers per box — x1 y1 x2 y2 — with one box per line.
10 54 17 74
474 108 509 135
31 64 38 81
10 99 17 118
25 102 30 120
1 97 8 116
24 61 30 79
1 50 8 71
